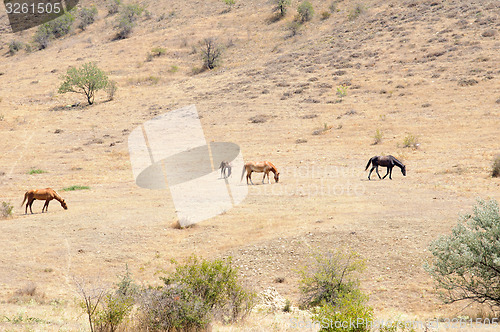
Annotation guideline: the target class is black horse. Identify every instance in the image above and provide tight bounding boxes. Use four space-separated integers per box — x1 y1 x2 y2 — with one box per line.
365 155 406 180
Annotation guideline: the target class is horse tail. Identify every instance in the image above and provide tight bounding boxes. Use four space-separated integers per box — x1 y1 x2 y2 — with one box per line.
240 165 246 182
21 191 28 207
365 157 374 171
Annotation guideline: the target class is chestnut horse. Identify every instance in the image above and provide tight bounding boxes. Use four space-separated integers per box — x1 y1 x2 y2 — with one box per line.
240 161 279 185
365 155 406 180
21 188 68 214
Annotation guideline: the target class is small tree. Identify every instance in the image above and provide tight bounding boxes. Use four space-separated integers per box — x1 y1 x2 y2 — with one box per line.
275 0 291 17
201 38 222 70
114 4 144 39
59 62 109 105
297 1 314 23
425 199 500 308
299 250 365 308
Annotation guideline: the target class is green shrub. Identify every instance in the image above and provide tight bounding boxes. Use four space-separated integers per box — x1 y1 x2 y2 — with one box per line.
139 255 255 330
321 11 331 20
1 202 13 219
425 199 500 308
9 40 23 55
59 62 109 105
402 134 419 149
62 185 90 191
492 155 500 178
28 168 47 174
34 12 75 49
106 0 122 15
275 0 291 17
150 47 166 57
299 250 365 308
312 290 373 332
78 6 98 30
115 4 144 39
373 129 383 145
94 269 136 332
297 1 314 22
348 3 365 21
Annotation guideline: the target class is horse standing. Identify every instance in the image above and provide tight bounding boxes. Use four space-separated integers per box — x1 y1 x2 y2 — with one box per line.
21 188 68 214
241 161 279 185
365 155 406 180
219 161 232 179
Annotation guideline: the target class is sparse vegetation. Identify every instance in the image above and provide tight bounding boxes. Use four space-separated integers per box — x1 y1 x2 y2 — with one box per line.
336 85 348 101
402 133 419 149
150 46 166 57
299 250 366 308
58 62 109 105
1 201 13 219
62 185 90 191
9 40 23 55
139 255 255 330
286 21 302 38
222 0 235 10
201 38 223 70
329 1 338 13
106 0 122 15
33 11 75 50
283 299 292 312
106 80 118 101
348 3 365 21
28 168 47 174
321 11 331 20
492 155 500 178
297 1 314 23
300 250 373 331
373 129 383 145
425 199 500 308
114 4 144 39
274 0 291 17
168 65 179 73
78 6 98 31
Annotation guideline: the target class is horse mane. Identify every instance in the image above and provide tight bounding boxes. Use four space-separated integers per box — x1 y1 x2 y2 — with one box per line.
390 156 405 168
267 162 278 174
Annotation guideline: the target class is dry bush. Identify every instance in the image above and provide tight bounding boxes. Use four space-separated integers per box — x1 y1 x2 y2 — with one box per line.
492 155 500 178
249 115 268 123
1 201 13 219
9 282 46 304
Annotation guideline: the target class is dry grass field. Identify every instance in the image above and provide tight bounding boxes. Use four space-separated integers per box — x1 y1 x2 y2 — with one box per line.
0 0 499 330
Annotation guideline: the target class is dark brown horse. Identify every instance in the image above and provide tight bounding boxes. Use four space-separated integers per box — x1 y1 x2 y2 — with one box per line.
219 161 232 179
365 155 406 180
21 188 68 214
240 161 279 185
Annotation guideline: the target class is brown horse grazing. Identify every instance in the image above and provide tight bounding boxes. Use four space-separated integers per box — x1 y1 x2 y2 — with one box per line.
240 161 279 185
219 161 232 179
365 155 406 180
21 188 68 214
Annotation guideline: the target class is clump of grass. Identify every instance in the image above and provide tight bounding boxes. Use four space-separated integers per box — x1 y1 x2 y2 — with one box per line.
168 65 179 73
348 3 365 21
28 168 47 175
283 299 292 312
373 129 383 145
336 85 348 101
106 80 118 101
8 282 46 304
492 155 500 178
9 40 24 55
402 134 419 149
321 11 331 20
62 185 90 191
150 47 166 57
1 202 13 219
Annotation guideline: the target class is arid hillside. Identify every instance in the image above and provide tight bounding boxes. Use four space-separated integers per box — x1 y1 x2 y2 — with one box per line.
0 0 499 330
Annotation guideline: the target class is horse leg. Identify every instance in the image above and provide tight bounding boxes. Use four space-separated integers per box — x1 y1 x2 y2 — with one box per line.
28 199 34 214
375 166 382 179
389 167 393 180
382 167 390 179
247 171 254 185
368 167 375 180
262 171 268 184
